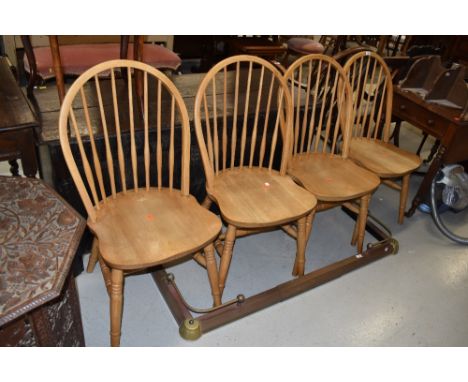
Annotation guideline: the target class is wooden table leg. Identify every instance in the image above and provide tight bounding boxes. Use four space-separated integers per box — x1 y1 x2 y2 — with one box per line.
48 35 65 104
406 144 446 217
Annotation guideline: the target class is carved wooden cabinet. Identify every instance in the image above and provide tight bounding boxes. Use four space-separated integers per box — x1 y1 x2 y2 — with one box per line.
0 176 86 346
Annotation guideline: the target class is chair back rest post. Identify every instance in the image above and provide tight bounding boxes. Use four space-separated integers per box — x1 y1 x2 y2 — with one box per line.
343 51 394 143
59 59 191 223
283 54 353 159
194 55 293 190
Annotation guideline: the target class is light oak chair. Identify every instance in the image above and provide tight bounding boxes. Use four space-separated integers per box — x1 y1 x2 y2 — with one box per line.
343 51 421 224
59 59 222 346
283 54 380 254
193 55 317 298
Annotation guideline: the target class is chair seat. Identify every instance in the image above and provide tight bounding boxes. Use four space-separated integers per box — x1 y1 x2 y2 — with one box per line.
88 188 221 270
349 138 422 178
25 43 181 80
287 38 325 55
208 168 317 228
288 153 380 202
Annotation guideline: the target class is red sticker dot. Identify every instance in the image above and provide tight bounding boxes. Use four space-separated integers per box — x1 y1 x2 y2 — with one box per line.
146 213 155 221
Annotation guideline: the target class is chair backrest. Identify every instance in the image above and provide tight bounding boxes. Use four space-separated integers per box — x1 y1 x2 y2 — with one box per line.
283 54 353 158
342 51 393 142
59 59 191 222
193 55 293 190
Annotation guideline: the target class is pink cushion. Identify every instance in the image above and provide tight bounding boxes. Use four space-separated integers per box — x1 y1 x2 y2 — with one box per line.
24 43 181 79
287 38 325 55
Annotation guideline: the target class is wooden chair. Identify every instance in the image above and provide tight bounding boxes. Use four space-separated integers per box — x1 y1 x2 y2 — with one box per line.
193 55 317 298
59 59 222 346
283 54 381 254
343 51 422 224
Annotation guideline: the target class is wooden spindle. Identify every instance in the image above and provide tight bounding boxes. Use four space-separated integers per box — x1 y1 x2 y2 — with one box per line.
127 67 138 191
355 56 371 138
307 60 322 153
268 85 283 170
222 67 228 171
169 95 175 190
239 62 253 168
203 92 214 169
321 70 339 153
69 108 100 208
143 71 150 191
80 88 106 202
293 64 302 155
299 61 313 154
230 62 240 168
156 79 162 189
258 72 275 168
249 66 265 168
373 67 386 140
212 77 219 174
362 58 378 139
110 68 126 193
314 63 331 152
95 76 116 198
331 82 346 154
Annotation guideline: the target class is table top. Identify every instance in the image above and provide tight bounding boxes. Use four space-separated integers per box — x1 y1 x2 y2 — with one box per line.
0 57 38 132
0 176 86 327
36 68 279 143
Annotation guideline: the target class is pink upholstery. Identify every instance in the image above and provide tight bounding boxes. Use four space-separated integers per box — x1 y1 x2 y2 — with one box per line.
287 38 325 55
24 43 181 79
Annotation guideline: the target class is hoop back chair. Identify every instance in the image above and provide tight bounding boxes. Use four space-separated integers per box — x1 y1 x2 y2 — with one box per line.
194 55 317 297
343 51 421 224
283 54 380 254
59 59 221 346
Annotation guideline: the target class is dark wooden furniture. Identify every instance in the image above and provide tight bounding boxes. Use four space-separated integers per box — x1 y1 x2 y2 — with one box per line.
0 56 39 177
22 35 182 101
392 86 468 216
0 176 86 346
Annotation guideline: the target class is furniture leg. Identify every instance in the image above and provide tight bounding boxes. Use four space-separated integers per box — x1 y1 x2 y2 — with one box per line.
351 213 359 246
218 224 237 297
110 269 124 347
204 243 221 306
292 216 307 277
87 237 99 273
406 144 445 217
20 35 38 98
98 255 112 296
357 194 370 253
305 209 316 242
8 159 19 176
399 174 410 224
48 36 65 104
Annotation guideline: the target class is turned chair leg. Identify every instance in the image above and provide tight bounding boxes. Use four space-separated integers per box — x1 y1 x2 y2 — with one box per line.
351 201 361 246
292 216 307 277
98 255 112 296
356 194 371 254
399 174 410 224
218 224 237 298
204 243 221 306
305 209 316 244
110 269 124 347
87 237 100 273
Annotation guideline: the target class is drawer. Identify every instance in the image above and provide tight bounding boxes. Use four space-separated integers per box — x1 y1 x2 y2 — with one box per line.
393 92 451 139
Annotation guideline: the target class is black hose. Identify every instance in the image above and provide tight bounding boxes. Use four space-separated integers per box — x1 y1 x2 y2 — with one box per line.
430 170 468 244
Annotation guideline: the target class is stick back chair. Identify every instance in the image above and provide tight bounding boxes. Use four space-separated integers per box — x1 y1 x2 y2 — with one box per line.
59 59 222 346
194 55 317 298
343 51 421 224
283 54 380 254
